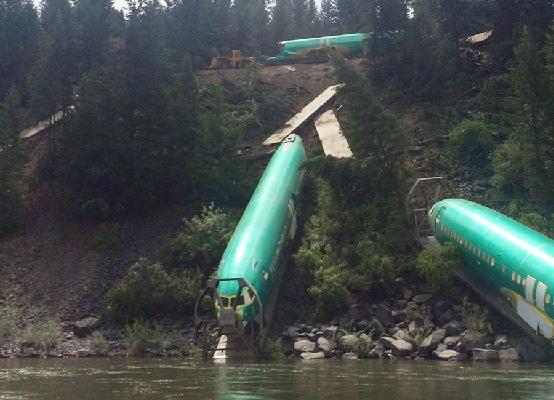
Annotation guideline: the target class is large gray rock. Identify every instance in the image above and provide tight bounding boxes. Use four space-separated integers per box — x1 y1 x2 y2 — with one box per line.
462 330 493 349
472 348 499 361
393 330 416 347
443 320 465 336
300 351 325 360
412 293 433 304
294 339 316 353
340 335 360 351
283 326 300 338
443 336 460 348
71 317 101 338
380 337 413 357
499 348 520 362
373 304 393 327
419 329 446 354
494 335 509 349
323 325 338 339
369 317 386 336
435 349 463 361
317 337 336 353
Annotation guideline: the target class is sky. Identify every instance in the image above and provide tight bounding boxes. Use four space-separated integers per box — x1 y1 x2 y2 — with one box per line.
34 0 322 13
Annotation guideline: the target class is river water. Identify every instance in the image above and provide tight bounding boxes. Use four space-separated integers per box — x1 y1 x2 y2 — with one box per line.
0 358 553 400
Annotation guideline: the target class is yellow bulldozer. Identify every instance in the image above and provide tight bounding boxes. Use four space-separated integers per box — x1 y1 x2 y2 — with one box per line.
209 50 255 69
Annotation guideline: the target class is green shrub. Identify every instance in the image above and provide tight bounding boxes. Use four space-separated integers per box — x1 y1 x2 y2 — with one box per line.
23 320 60 349
448 120 495 170
462 297 493 334
90 331 110 354
124 319 163 356
162 204 237 275
403 302 423 322
260 338 284 361
0 305 19 344
415 243 461 291
90 223 120 251
105 258 202 321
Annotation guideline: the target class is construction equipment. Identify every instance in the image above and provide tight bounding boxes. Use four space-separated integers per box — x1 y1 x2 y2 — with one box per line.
209 50 255 70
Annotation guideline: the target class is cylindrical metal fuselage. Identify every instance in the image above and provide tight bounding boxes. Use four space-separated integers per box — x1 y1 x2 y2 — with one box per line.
266 33 370 64
215 135 306 322
429 199 554 338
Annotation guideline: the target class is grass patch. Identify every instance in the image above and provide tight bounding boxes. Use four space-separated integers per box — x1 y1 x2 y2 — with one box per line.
0 305 19 344
22 319 60 349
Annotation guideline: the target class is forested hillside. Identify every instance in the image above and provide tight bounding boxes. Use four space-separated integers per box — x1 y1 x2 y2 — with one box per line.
1 0 553 357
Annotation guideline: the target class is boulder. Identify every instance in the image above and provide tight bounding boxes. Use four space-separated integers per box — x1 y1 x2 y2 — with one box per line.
294 339 316 353
300 352 325 360
499 348 520 362
393 330 416 347
408 321 417 332
494 335 509 349
373 304 393 327
369 317 386 336
419 329 446 354
438 310 453 325
317 337 336 353
380 337 413 357
462 330 493 349
71 317 101 338
412 293 433 304
435 349 463 361
340 335 360 351
342 352 358 360
403 288 413 300
323 326 338 339
443 336 460 348
443 320 465 336
283 326 301 338
472 348 499 361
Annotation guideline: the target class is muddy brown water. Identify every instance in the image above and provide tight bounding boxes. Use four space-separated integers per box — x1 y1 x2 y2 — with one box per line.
1 358 553 399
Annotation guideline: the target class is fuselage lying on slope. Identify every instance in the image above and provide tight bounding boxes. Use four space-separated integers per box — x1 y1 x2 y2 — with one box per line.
266 33 370 64
429 199 554 339
196 135 305 356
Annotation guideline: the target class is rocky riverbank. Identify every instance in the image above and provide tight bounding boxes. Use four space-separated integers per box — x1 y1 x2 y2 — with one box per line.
0 283 548 362
279 285 547 362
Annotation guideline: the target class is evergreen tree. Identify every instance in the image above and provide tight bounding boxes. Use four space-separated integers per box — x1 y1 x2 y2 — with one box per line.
271 0 293 42
73 0 115 75
0 88 24 234
0 0 40 100
31 0 76 120
320 0 340 35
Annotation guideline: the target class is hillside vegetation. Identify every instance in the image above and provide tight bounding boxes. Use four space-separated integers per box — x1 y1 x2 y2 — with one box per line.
0 0 553 337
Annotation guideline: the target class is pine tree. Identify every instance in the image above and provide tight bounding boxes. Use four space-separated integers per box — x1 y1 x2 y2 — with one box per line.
30 0 76 120
0 0 40 100
271 0 293 42
320 0 340 35
0 88 24 234
73 0 115 75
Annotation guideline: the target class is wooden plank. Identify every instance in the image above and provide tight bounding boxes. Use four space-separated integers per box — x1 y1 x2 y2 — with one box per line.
314 110 353 158
263 84 342 145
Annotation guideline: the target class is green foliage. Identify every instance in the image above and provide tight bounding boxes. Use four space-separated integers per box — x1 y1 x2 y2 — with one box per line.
0 88 24 236
415 243 461 291
260 337 285 361
89 331 110 354
448 119 495 171
403 302 423 322
105 259 202 321
89 223 120 251
123 319 163 356
162 204 237 275
23 319 60 349
0 305 19 344
462 297 493 334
